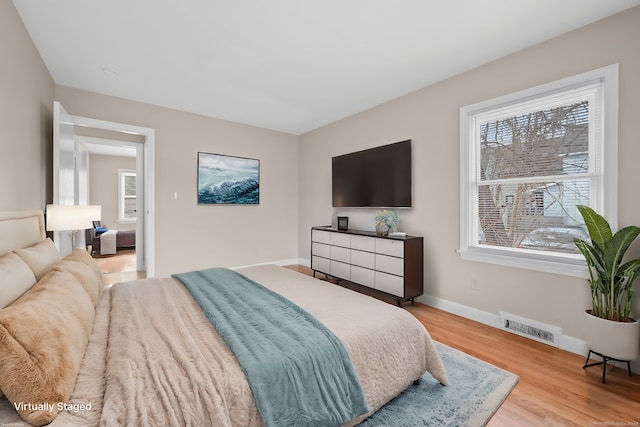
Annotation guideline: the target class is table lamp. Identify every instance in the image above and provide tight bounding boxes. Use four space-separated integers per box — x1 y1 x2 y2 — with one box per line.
46 204 102 249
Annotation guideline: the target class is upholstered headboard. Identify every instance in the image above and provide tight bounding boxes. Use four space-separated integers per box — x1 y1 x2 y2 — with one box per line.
0 210 46 256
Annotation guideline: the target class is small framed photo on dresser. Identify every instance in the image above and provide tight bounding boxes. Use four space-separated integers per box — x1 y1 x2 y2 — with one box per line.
337 216 349 231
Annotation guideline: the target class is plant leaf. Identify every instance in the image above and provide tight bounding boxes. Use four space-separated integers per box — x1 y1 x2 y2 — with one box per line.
577 205 611 250
574 238 603 270
603 226 640 278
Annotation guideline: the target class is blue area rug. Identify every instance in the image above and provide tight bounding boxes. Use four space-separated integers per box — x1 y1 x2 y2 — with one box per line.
357 342 519 427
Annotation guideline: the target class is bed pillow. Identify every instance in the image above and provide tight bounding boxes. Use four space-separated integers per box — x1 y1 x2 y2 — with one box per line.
56 249 104 306
0 252 37 309
14 238 60 281
0 268 95 426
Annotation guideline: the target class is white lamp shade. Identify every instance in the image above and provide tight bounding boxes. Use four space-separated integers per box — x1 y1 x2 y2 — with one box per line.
46 204 102 231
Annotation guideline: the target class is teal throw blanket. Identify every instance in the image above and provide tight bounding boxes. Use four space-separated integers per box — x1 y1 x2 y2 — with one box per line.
173 268 368 427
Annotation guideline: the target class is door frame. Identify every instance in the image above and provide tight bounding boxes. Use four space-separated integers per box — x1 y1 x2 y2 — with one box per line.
68 113 155 277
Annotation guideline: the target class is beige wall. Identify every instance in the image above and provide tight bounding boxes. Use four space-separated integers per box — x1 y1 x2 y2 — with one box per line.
5 0 640 360
56 86 300 277
4 0 300 278
298 7 640 352
0 1 54 211
89 154 137 231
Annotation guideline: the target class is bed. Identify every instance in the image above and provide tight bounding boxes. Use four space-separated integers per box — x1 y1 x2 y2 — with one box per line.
0 210 447 426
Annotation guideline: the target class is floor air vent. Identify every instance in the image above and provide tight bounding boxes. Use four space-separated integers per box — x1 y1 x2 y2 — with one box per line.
499 311 561 347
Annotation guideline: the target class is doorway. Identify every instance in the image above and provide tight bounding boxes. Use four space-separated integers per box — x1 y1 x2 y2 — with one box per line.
80 137 141 279
53 101 156 276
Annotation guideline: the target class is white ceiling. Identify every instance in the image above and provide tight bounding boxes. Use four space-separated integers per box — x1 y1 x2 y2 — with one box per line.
13 0 640 135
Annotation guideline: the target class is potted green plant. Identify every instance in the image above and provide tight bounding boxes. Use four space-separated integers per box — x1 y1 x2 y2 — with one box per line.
574 205 640 362
374 210 399 236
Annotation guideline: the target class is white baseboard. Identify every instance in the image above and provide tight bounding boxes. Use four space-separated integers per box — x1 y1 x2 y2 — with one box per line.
299 258 311 268
232 258 305 270
272 258 305 267
417 293 502 329
418 293 597 357
559 334 589 356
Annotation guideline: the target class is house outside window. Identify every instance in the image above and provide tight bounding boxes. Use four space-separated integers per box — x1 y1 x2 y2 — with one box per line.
459 65 618 277
119 169 137 223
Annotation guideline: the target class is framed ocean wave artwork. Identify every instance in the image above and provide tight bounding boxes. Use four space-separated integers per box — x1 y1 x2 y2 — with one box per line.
197 152 260 205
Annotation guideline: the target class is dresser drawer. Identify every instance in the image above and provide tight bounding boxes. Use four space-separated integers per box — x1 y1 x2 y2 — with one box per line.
310 226 423 301
375 238 404 257
330 232 351 248
312 229 331 244
311 256 330 274
330 260 351 280
312 242 330 259
375 254 404 276
351 235 375 252
330 246 351 263
375 271 404 297
351 249 374 269
351 265 375 288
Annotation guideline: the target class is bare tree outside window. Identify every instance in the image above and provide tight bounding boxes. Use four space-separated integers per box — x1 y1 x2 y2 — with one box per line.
477 101 591 254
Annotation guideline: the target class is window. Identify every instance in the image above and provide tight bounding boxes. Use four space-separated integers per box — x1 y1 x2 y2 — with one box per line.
459 65 618 277
119 169 137 223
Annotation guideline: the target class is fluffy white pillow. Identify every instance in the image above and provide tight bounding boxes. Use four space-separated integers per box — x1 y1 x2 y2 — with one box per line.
56 249 104 306
0 268 95 426
0 252 37 309
14 238 60 280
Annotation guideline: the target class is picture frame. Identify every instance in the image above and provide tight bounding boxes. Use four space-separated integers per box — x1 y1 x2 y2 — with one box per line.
197 152 260 205
337 216 349 231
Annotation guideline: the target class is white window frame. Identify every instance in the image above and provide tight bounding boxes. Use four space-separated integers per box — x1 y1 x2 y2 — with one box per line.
118 168 137 224
459 64 618 278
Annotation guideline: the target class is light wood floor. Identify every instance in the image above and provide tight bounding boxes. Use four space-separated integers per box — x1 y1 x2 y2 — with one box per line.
285 265 640 426
96 256 640 425
92 249 145 285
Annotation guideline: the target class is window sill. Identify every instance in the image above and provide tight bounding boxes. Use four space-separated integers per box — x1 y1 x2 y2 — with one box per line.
458 246 588 278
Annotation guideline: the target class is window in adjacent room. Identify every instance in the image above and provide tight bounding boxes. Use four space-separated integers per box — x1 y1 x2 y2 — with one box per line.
118 169 137 223
459 64 618 277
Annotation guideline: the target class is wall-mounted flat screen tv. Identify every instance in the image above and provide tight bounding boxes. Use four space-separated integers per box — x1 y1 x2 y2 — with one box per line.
332 139 412 208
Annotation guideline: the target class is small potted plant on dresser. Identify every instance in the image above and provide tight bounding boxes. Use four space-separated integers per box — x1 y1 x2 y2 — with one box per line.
374 210 399 236
574 205 640 382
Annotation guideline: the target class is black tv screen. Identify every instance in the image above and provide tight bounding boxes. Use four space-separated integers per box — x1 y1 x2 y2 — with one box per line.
332 140 412 208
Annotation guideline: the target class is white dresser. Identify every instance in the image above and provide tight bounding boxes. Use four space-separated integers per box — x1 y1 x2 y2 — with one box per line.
311 226 423 304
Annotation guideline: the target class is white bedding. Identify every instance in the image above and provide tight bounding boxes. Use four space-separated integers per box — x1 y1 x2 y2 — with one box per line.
2 264 447 426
